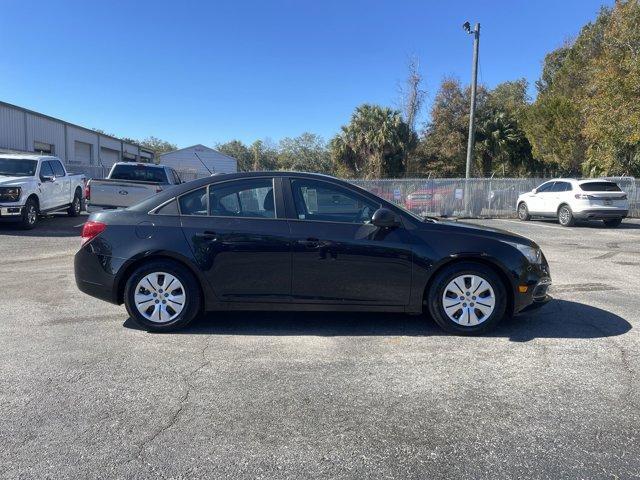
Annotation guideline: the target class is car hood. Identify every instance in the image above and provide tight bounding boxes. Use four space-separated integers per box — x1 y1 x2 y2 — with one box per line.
0 175 33 187
422 219 536 246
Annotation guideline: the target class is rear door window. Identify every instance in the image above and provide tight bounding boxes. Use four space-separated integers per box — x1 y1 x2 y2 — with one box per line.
209 179 275 218
178 187 208 216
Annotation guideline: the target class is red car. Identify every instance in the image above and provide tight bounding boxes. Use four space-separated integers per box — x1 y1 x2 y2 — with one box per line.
405 186 460 216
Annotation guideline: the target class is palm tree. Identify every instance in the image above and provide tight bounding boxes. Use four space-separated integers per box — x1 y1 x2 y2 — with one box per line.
331 104 417 178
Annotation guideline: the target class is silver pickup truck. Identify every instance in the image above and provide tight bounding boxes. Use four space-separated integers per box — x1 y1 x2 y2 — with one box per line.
86 162 183 213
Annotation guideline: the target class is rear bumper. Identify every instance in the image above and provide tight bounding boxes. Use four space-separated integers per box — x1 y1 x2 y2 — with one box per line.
74 245 121 304
573 209 628 220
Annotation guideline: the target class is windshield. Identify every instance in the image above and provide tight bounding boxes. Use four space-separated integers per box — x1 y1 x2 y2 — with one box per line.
110 164 168 183
580 182 622 192
0 158 38 176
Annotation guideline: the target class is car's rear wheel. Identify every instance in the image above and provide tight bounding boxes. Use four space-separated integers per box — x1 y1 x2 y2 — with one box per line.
67 190 82 217
427 262 507 335
557 205 575 227
517 202 530 221
603 218 622 228
20 197 38 230
124 260 202 332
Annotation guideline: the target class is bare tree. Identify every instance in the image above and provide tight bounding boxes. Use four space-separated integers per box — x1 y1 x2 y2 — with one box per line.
399 56 426 132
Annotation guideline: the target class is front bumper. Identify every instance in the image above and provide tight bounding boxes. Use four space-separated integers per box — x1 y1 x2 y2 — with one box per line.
0 204 24 222
573 209 628 220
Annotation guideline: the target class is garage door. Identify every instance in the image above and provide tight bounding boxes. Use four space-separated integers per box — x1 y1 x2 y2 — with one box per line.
100 147 120 169
74 141 92 164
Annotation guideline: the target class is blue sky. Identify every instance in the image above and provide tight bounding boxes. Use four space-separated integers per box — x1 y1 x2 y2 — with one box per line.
1 0 612 148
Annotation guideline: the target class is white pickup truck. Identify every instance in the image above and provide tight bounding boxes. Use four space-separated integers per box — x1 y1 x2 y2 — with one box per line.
0 154 86 229
86 162 183 213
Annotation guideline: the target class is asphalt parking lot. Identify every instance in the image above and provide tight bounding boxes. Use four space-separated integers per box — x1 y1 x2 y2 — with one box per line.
1 214 639 479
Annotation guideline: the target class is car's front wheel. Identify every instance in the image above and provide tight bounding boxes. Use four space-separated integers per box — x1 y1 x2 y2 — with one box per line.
124 260 202 332
427 262 507 335
20 197 39 230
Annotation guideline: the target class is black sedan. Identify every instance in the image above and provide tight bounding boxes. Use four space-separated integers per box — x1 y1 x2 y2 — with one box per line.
75 172 552 334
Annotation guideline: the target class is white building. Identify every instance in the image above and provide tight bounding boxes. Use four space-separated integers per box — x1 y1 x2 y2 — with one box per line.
160 144 237 178
0 101 154 171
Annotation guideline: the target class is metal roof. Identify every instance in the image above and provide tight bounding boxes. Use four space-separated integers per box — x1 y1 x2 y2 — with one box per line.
0 100 155 154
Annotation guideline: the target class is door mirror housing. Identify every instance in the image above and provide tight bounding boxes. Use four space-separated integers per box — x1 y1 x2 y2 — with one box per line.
531 188 537 194
371 208 400 228
41 175 54 182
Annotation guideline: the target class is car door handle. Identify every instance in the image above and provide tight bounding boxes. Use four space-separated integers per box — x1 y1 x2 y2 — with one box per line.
195 231 218 241
297 237 323 248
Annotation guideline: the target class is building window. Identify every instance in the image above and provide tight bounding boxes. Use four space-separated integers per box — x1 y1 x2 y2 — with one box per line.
34 141 54 155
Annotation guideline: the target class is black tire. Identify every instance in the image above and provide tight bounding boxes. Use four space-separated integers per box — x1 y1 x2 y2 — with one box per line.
603 218 622 228
20 197 39 230
67 189 82 217
124 260 202 332
517 202 530 221
557 204 575 227
426 261 508 335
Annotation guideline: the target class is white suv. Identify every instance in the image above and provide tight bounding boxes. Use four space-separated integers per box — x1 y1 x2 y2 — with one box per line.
517 179 629 227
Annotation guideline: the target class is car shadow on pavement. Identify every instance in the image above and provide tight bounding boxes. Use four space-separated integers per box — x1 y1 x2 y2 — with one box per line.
0 213 85 237
123 299 630 341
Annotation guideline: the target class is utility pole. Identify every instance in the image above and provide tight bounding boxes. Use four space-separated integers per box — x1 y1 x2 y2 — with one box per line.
463 21 480 215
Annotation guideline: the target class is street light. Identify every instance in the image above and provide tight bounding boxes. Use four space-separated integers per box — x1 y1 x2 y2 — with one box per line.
463 21 480 215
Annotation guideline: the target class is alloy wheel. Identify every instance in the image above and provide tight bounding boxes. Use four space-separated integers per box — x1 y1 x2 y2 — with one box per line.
559 207 570 225
134 272 186 323
27 204 37 225
442 274 496 326
518 204 527 220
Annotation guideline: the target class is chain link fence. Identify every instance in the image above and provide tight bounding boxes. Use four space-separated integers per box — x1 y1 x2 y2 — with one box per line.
350 177 640 218
66 163 640 219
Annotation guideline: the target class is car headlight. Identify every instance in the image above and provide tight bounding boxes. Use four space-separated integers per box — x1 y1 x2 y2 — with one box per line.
504 241 542 264
0 186 21 201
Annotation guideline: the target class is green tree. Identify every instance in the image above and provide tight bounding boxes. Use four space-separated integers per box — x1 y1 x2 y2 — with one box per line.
582 0 640 176
250 139 278 171
137 136 177 155
277 133 332 174
216 140 253 172
331 104 417 178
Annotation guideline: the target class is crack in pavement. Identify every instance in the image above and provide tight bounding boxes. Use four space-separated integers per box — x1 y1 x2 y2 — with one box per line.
128 340 213 469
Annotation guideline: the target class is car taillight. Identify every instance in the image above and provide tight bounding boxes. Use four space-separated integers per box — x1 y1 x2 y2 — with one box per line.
81 220 106 246
621 194 628 200
85 182 91 201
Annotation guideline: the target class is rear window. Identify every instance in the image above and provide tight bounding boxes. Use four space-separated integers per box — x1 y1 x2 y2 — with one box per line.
580 182 621 192
110 164 168 183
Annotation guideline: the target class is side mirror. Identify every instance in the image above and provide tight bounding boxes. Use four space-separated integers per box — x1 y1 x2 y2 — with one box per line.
371 208 400 228
531 188 537 194
41 175 54 182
